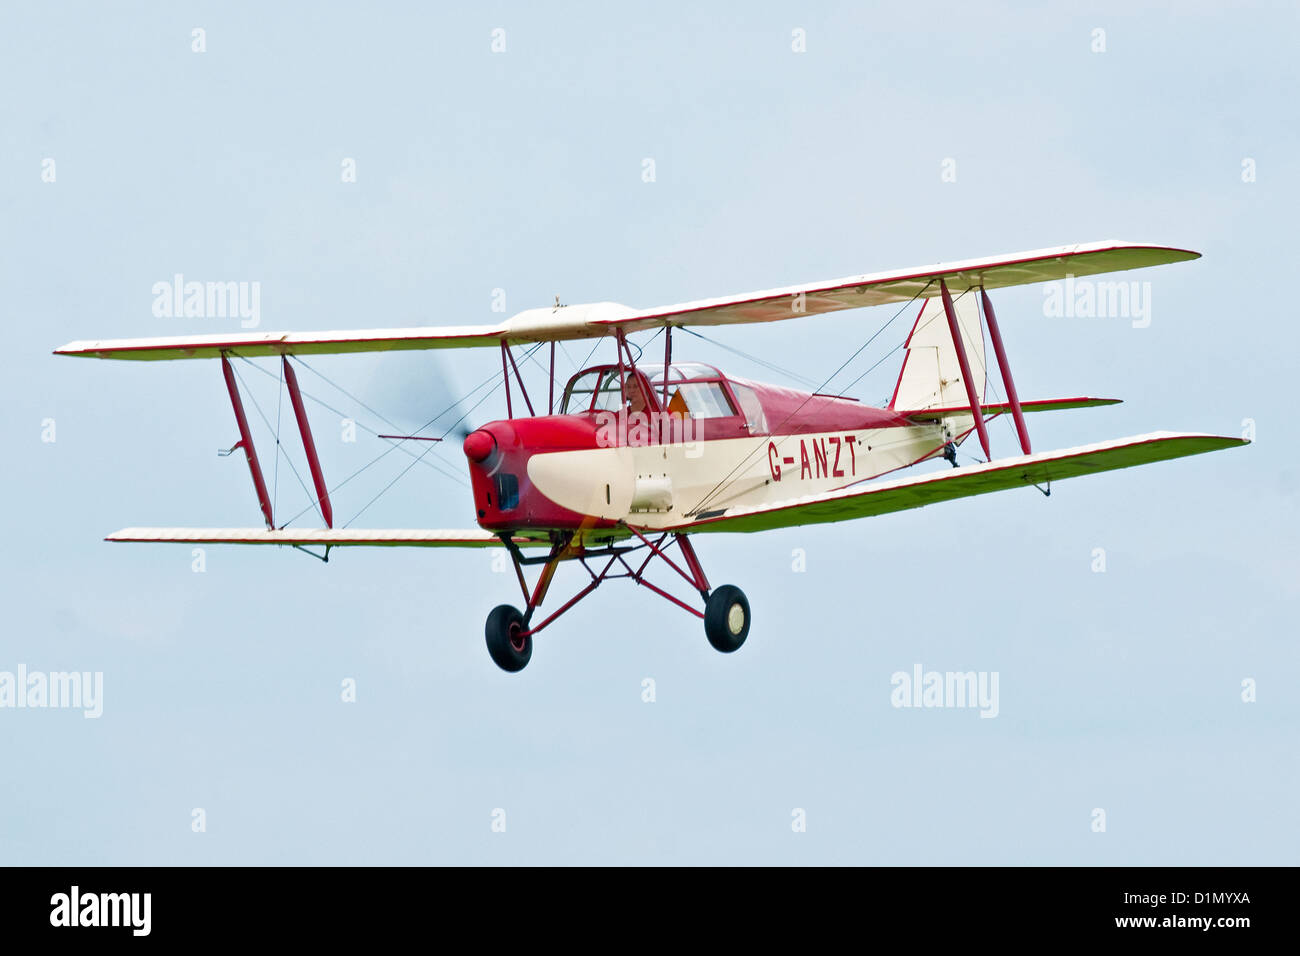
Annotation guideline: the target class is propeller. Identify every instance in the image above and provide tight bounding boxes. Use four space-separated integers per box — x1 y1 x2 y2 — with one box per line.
360 352 478 443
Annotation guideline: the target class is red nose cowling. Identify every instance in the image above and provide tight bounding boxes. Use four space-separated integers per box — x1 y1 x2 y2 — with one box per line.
462 429 496 463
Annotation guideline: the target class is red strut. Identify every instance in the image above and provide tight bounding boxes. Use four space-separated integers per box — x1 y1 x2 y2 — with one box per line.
662 325 672 406
281 356 334 528
980 285 1031 455
500 342 513 419
548 341 556 415
939 279 991 462
220 353 274 529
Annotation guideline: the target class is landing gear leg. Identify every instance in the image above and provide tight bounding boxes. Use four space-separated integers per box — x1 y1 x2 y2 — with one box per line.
673 534 750 655
485 533 574 673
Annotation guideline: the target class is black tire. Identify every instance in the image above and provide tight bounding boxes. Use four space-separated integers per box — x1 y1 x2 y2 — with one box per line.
485 604 532 672
704 585 750 653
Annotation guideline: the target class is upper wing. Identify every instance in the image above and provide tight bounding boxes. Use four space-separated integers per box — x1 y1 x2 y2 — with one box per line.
55 241 1195 360
605 240 1197 335
105 528 548 547
56 323 511 362
662 431 1246 534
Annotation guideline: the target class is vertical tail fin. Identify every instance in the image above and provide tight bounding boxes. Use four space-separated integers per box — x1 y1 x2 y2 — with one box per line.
888 292 985 411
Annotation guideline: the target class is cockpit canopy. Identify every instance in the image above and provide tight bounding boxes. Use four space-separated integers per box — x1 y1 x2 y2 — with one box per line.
559 362 768 432
560 366 647 414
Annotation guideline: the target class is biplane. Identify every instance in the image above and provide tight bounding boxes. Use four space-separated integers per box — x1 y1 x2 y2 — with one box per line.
55 241 1247 671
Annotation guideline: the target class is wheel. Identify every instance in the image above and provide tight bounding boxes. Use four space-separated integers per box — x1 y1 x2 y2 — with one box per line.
485 604 532 672
704 585 750 653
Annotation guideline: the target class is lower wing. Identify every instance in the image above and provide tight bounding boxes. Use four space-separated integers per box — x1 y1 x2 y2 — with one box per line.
105 528 548 547
662 431 1248 534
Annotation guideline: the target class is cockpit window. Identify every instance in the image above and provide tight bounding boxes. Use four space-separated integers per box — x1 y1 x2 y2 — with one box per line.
562 368 653 414
730 383 768 432
671 381 736 419
640 363 739 419
562 369 604 414
592 370 627 412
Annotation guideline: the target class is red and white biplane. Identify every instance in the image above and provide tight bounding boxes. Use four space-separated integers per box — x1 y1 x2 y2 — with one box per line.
56 241 1247 671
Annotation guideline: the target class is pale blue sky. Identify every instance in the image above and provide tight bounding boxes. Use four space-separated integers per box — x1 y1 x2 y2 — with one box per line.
2 2 1296 864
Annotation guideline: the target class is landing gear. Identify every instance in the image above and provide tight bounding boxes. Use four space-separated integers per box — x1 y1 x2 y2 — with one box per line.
486 529 750 671
704 584 750 653
485 604 532 672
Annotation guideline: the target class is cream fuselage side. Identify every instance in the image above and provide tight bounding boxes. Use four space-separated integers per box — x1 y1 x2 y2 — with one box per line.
526 416 973 531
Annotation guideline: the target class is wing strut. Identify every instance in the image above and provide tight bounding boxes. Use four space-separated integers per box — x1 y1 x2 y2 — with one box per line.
980 286 1031 455
939 279 991 461
220 353 274 529
281 356 334 528
661 324 672 406
502 342 535 416
548 341 556 414
500 341 513 418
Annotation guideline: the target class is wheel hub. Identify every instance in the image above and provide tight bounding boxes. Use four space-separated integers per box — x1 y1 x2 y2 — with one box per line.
509 625 527 653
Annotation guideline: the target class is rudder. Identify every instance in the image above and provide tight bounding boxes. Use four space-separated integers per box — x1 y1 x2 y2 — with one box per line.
888 292 985 412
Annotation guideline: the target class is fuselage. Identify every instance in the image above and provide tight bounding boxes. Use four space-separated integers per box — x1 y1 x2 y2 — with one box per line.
463 361 972 535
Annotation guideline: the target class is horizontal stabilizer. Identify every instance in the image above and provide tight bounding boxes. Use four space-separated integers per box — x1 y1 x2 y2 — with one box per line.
667 431 1248 534
899 396 1121 420
105 528 548 548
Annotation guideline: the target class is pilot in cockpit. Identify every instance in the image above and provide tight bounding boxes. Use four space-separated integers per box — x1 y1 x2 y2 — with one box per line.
624 378 648 416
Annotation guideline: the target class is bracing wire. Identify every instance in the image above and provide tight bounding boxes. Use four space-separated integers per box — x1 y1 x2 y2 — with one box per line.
233 350 528 528
684 282 935 516
677 326 820 388
234 356 467 486
272 358 284 517
339 342 548 528
229 362 320 522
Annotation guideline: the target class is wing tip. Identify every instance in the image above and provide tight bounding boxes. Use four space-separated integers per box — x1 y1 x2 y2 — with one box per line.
1101 240 1201 260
